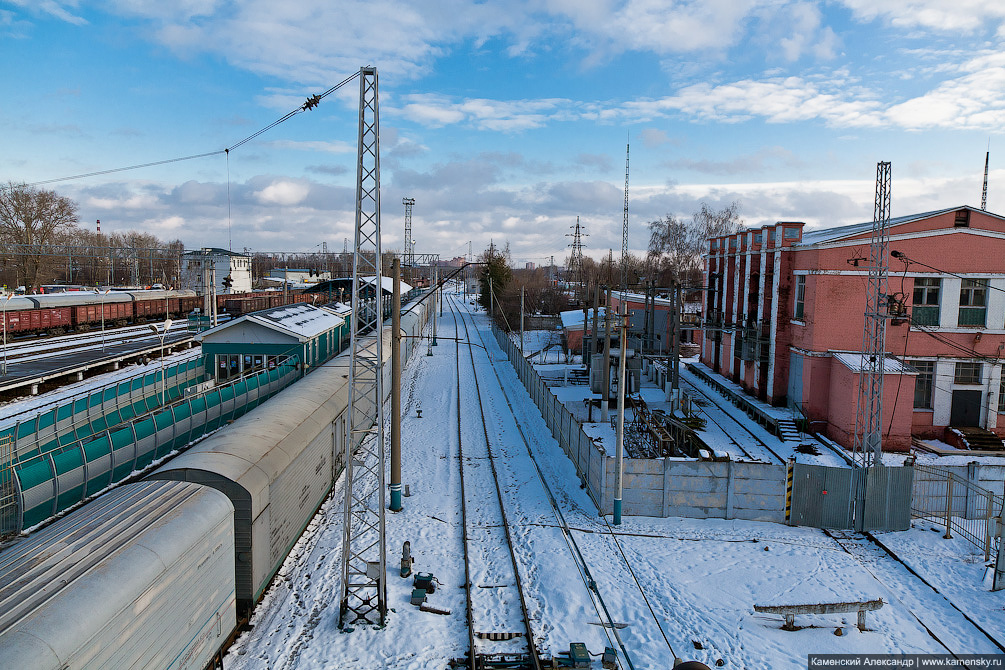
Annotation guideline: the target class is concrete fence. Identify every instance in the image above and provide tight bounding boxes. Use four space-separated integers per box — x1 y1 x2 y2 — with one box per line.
493 325 787 522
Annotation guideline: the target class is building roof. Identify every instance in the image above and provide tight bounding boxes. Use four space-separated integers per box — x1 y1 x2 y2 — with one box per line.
832 352 917 375
560 308 606 330
182 247 250 258
797 205 1005 247
199 303 343 343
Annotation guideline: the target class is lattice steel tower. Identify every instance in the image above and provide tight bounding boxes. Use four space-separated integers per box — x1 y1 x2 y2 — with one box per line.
852 161 892 468
621 142 630 293
566 217 587 301
339 66 387 627
402 197 415 266
982 150 990 211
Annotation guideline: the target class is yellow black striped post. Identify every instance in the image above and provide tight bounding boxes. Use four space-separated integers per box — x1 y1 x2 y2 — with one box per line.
785 458 795 523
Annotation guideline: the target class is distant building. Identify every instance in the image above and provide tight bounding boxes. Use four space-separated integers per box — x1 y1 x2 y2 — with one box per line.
525 262 536 270
702 205 1005 452
268 268 331 286
180 248 252 295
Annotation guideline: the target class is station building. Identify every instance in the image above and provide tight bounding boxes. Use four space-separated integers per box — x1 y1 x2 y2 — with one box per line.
701 205 1005 451
198 303 347 382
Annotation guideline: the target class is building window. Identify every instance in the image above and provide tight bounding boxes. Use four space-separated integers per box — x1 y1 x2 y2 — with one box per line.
794 275 806 319
954 361 982 385
911 277 941 326
958 279 988 327
955 209 970 227
911 360 934 409
768 229 776 243
1000 365 1005 413
754 232 763 244
784 227 801 240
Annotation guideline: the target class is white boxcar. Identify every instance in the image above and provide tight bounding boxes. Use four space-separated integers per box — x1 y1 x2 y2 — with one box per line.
150 295 431 614
0 480 236 670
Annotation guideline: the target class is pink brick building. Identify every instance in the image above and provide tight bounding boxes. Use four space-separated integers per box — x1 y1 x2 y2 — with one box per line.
701 206 1005 451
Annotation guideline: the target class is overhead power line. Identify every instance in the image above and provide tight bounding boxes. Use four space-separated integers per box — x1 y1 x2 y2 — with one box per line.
29 70 361 187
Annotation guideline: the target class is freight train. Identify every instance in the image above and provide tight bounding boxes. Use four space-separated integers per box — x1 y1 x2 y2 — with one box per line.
0 296 432 670
0 289 315 336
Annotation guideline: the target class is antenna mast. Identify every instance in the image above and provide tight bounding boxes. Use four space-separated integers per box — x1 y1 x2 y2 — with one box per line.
340 65 387 627
982 149 990 211
852 161 892 470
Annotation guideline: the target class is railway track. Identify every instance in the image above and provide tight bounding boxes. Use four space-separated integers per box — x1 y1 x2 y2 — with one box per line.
824 528 1005 661
675 368 786 464
451 298 541 669
450 296 658 670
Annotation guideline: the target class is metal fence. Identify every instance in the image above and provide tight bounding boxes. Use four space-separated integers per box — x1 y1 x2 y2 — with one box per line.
912 463 1004 561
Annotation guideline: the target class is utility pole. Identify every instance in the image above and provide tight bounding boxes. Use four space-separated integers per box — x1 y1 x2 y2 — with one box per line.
520 285 525 353
340 66 387 628
602 286 612 423
621 142 630 294
614 305 628 525
390 258 402 512
671 279 681 401
589 284 599 375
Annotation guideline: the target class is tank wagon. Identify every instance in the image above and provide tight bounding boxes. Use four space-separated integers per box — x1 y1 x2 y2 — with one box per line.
0 480 236 670
0 294 433 669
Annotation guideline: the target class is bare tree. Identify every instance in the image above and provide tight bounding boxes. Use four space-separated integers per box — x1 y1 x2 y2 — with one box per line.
648 201 743 286
0 182 79 290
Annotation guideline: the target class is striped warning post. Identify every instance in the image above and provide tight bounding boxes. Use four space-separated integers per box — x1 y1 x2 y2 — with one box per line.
785 458 794 523
475 632 524 640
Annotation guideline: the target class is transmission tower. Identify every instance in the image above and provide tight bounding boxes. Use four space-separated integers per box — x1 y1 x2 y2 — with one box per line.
402 197 415 266
621 142 630 293
566 217 587 302
339 66 387 627
852 161 892 469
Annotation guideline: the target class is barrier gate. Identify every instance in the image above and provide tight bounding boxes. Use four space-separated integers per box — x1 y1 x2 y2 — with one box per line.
789 463 913 532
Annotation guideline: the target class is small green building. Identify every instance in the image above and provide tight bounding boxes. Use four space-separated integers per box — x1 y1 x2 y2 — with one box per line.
197 303 348 382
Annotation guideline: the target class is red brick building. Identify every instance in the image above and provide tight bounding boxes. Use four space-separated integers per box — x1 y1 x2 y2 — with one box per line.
701 206 1005 451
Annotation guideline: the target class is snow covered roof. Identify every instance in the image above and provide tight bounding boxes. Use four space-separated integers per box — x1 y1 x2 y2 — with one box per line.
320 302 352 318
560 308 606 330
363 276 413 295
832 352 916 374
200 303 343 343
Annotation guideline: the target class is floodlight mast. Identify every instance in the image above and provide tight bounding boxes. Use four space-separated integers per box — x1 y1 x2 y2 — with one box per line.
339 65 387 628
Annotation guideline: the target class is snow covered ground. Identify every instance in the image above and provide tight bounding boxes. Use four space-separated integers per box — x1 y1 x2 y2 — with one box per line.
223 298 1005 669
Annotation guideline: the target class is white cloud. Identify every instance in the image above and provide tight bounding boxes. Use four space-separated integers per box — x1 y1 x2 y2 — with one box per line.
267 140 355 154
8 0 87 25
255 180 310 206
838 0 1005 33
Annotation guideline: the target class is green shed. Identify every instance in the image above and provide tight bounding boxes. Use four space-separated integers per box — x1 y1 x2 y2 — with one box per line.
197 303 346 382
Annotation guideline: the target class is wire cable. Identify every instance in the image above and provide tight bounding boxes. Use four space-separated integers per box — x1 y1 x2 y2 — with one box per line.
29 71 361 187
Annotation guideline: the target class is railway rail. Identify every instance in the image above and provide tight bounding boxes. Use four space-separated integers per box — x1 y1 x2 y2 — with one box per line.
451 297 541 669
450 296 667 670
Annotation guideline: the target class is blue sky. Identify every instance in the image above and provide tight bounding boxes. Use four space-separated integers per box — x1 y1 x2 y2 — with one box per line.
3 1 1004 266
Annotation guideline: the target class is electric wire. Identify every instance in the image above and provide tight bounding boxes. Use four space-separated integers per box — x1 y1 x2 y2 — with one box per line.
29 71 361 187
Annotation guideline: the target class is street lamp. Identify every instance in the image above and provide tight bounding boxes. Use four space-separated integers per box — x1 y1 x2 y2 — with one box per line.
2 293 13 376
148 318 173 406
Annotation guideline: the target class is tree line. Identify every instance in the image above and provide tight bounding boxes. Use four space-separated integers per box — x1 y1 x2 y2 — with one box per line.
0 182 184 291
477 201 745 328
